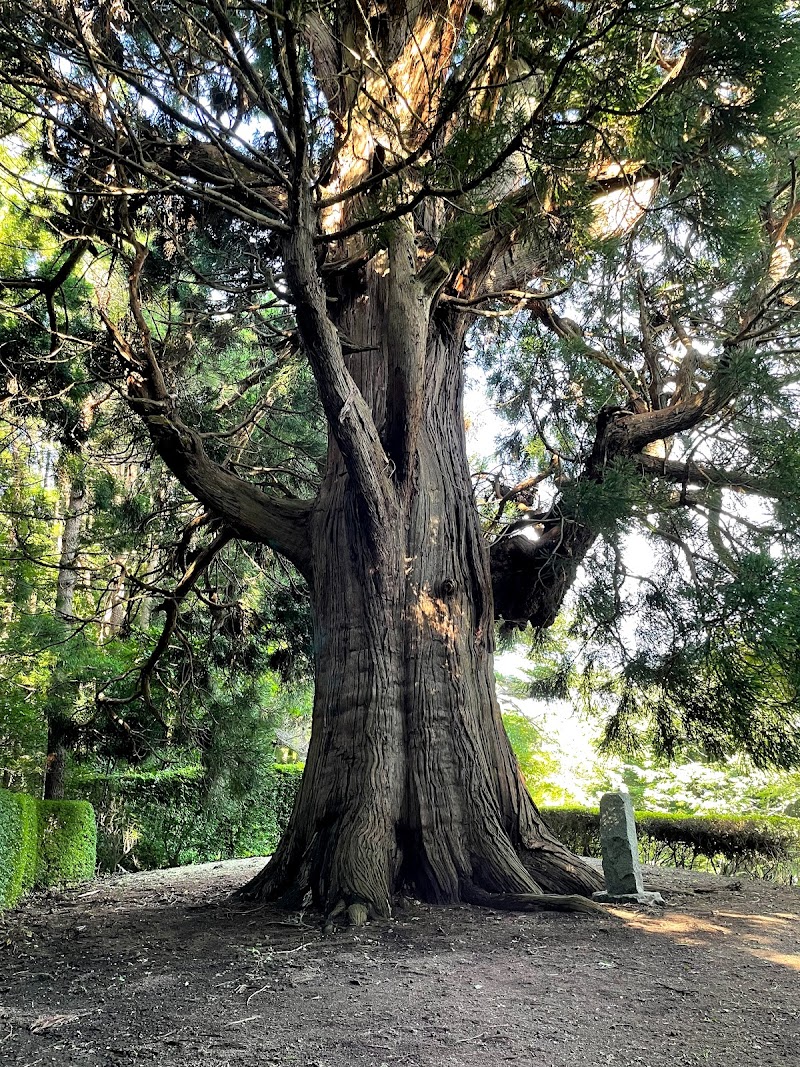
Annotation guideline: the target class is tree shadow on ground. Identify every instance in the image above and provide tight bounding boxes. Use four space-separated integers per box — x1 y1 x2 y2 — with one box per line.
0 859 797 1067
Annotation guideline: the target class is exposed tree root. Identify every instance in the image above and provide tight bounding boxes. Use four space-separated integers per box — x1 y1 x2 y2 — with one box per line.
320 899 374 933
234 809 606 924
462 883 604 915
346 902 369 926
237 853 605 922
518 846 605 897
239 871 605 926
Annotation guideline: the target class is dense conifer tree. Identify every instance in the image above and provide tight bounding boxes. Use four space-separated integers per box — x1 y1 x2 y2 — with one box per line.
1 1 799 919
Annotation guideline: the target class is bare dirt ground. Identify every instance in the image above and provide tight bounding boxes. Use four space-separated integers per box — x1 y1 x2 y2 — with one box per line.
1 858 798 1067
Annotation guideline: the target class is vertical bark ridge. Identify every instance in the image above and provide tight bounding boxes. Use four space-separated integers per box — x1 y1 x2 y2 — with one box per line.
285 203 396 549
385 220 430 483
242 475 406 914
240 271 603 916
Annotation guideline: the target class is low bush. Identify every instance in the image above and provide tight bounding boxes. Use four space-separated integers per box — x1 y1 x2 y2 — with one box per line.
71 762 304 871
635 812 800 879
540 804 800 881
36 800 97 887
540 806 601 860
0 789 38 908
1 791 97 909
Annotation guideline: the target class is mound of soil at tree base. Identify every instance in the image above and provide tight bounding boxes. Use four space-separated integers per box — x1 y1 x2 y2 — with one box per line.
0 858 797 1067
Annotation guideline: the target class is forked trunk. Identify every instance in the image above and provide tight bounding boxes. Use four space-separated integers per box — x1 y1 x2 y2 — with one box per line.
242 268 602 917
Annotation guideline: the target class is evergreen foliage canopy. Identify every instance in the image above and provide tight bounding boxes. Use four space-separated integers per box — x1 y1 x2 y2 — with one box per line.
0 0 799 913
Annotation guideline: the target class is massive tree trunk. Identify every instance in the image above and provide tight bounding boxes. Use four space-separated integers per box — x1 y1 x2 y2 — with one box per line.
241 260 602 917
6 0 795 918
18 0 624 916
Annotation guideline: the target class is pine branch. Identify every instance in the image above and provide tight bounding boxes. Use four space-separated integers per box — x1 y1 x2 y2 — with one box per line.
99 316 313 575
137 525 234 713
632 454 781 497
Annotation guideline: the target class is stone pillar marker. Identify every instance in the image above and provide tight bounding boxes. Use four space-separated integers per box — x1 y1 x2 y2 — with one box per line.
592 792 665 905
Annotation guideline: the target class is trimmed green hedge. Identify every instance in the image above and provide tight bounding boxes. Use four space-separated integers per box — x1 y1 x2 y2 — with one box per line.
0 790 97 909
36 800 97 887
71 762 304 872
541 804 800 881
0 790 38 909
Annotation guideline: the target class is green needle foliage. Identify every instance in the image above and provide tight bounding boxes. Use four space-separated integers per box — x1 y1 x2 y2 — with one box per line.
0 98 318 800
471 2 800 771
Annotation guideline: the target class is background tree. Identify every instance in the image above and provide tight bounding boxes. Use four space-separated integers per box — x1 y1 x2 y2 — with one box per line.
479 96 800 768
0 122 317 796
0 0 799 921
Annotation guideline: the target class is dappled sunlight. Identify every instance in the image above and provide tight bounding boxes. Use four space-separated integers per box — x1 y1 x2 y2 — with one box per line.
610 910 732 944
714 911 798 928
589 178 659 238
746 949 800 971
408 588 461 643
609 906 800 972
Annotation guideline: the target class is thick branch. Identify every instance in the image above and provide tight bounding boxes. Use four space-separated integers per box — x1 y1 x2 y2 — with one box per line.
384 220 432 482
601 388 726 457
283 191 396 540
632 453 779 495
489 374 735 628
491 520 597 629
126 384 313 578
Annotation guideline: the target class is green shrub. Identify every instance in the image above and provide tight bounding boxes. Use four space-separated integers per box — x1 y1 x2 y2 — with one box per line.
231 762 304 861
0 792 95 908
35 800 97 887
70 763 304 872
635 812 800 879
272 763 303 829
540 805 602 860
540 804 800 882
0 789 38 909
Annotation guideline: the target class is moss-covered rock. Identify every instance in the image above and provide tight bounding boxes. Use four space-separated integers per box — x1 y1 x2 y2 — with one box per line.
0 789 39 909
35 800 97 888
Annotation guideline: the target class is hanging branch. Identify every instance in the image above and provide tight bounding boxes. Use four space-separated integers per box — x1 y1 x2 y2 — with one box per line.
137 525 234 711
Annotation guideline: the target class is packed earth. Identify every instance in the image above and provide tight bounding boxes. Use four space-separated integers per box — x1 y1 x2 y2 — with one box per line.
1 858 798 1067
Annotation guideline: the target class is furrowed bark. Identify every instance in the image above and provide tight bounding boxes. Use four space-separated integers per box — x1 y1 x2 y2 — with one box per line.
385 220 439 482
282 193 396 546
239 283 602 916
